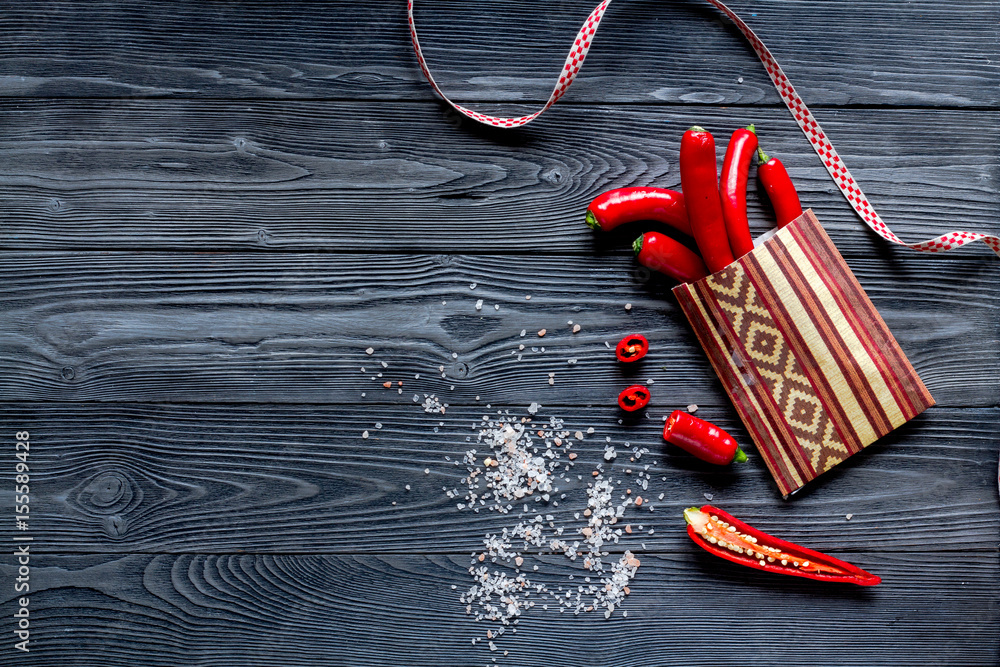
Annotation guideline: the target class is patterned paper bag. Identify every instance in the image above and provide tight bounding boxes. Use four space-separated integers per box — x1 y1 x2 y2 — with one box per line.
672 210 935 497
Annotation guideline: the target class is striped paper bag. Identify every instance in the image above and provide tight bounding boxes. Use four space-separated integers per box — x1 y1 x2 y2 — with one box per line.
673 210 935 497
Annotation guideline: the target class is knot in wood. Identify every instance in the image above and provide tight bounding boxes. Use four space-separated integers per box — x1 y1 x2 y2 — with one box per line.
79 470 135 514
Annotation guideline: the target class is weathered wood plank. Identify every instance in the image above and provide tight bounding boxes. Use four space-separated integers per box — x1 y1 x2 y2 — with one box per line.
0 552 996 666
1 1 997 106
2 252 996 406
0 103 996 254
4 403 996 553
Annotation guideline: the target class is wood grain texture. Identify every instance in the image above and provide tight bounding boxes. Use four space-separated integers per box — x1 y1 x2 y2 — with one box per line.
0 552 996 666
0 103 996 254
3 403 996 553
2 1 998 662
1 251 996 406
1 1 997 106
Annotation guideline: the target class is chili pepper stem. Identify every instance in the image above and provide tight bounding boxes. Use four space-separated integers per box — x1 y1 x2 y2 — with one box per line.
733 447 747 463
632 235 643 255
688 125 706 132
585 209 601 231
757 146 770 163
746 124 756 134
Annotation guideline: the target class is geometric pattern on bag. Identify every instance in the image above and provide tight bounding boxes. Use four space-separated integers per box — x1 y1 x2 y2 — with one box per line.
708 265 849 473
674 211 935 497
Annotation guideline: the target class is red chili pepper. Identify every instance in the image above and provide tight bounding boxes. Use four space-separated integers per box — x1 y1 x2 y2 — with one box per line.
585 187 692 236
662 410 746 465
615 334 648 363
617 385 650 412
680 126 734 273
720 124 758 258
633 232 709 284
684 505 881 586
757 146 804 228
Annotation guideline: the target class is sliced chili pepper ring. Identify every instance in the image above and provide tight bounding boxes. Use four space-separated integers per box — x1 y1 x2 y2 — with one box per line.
683 505 881 586
617 385 650 412
615 334 649 363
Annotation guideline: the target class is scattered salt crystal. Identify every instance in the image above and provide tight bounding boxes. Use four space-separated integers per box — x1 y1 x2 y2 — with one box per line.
494 304 499 310
424 468 430 474
520 329 526 337
538 329 546 337
737 76 744 83
470 282 477 289
575 431 584 440
380 361 388 368
625 303 632 311
604 446 617 462
846 513 853 520
527 402 541 415
704 492 714 501
476 299 483 311
572 324 581 333
365 347 374 355
687 404 699 413
362 431 369 439
405 485 411 491
647 378 655 384
525 295 531 300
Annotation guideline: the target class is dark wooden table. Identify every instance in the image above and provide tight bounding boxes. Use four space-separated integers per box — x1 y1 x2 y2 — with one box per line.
2 2 998 665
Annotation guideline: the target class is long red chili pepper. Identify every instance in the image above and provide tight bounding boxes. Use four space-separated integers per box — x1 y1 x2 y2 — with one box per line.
684 505 881 586
617 385 650 412
662 410 746 465
757 146 804 228
680 126 734 273
720 124 758 258
633 232 709 284
585 187 692 236
615 334 648 363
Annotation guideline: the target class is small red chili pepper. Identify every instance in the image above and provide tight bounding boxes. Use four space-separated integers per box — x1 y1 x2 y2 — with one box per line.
615 334 648 363
585 187 692 236
662 410 746 465
633 232 709 284
720 124 758 258
757 146 804 228
680 126 735 273
617 385 650 412
684 505 881 586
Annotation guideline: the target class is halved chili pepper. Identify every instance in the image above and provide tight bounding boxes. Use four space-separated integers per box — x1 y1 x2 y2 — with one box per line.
662 410 746 465
585 187 692 236
684 505 881 586
757 146 804 228
720 124 758 259
618 385 650 412
615 334 648 363
633 232 709 284
680 126 734 273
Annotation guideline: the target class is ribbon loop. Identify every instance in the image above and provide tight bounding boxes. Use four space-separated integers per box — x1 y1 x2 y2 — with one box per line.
407 0 1000 257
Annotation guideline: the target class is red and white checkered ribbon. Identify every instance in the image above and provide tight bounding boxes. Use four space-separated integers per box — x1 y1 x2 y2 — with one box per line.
408 0 1000 257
